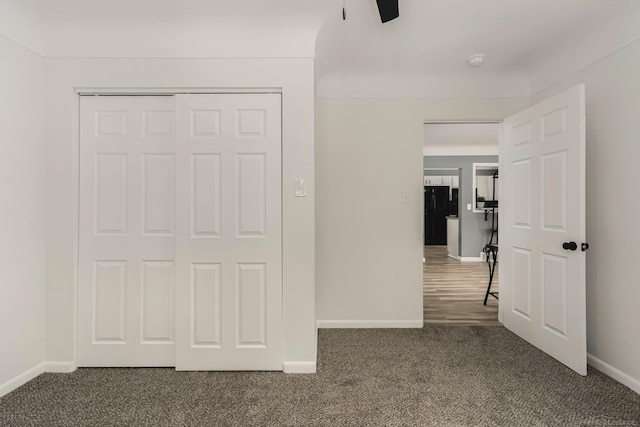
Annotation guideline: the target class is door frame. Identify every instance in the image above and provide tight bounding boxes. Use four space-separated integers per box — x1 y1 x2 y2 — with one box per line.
44 58 317 374
422 120 503 323
72 87 287 370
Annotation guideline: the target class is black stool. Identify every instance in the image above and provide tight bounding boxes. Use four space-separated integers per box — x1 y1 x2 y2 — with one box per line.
483 244 498 305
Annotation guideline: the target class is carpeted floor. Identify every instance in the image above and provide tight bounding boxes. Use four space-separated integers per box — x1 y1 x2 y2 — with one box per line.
1 327 639 426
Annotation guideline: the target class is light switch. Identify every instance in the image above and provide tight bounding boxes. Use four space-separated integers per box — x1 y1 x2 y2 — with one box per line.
294 179 306 197
467 203 472 211
401 191 410 204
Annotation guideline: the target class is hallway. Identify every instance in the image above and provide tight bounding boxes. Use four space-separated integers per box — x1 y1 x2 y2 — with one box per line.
423 246 499 325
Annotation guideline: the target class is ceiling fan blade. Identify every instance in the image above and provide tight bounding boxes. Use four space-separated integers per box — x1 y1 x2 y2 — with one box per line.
376 0 399 23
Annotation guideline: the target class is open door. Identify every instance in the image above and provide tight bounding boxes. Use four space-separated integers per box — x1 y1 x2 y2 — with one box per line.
500 84 587 375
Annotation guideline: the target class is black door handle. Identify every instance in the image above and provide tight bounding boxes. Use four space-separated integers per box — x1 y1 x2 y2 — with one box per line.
562 241 578 251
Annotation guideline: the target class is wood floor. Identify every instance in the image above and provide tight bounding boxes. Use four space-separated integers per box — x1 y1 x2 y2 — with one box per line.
423 245 499 325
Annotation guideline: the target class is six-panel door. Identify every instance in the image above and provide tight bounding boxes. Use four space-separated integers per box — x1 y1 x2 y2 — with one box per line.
78 94 282 370
500 85 586 375
78 96 177 366
174 94 282 370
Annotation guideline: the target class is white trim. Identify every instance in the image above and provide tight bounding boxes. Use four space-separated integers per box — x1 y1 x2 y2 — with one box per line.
0 363 45 398
448 254 461 261
588 354 640 395
282 361 316 374
316 320 424 329
497 122 506 328
45 361 77 373
72 94 80 368
75 87 282 95
459 256 483 262
70 88 296 372
424 120 502 124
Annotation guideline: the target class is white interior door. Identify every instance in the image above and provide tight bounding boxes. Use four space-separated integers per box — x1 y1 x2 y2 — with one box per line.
174 94 282 370
78 96 176 366
500 84 587 375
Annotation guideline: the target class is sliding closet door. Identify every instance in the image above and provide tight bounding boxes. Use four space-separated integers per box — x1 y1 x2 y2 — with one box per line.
78 93 282 370
174 94 282 370
78 96 176 366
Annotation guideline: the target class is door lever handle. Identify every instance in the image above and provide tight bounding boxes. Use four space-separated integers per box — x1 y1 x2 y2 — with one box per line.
562 241 578 251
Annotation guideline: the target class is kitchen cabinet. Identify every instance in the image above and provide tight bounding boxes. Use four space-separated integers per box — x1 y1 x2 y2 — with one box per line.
424 176 442 185
423 175 458 187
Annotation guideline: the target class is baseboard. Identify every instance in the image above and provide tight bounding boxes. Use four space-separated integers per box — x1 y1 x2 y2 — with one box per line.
448 254 461 261
460 256 483 262
45 361 77 373
282 361 316 374
588 354 640 395
316 320 424 328
0 363 45 398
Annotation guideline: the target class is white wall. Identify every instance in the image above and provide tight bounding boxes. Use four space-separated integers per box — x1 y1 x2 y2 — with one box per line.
316 72 530 99
41 21 318 59
527 1 640 95
0 0 44 54
44 58 317 371
532 39 640 393
37 0 334 58
315 97 528 326
0 36 45 395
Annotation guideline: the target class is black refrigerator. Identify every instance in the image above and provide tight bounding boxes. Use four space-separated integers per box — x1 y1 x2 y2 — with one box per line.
424 186 449 245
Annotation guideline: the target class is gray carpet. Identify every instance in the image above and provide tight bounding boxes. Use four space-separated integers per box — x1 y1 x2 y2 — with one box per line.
1 327 639 426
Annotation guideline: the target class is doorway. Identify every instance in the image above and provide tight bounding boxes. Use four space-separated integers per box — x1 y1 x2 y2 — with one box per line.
422 123 500 325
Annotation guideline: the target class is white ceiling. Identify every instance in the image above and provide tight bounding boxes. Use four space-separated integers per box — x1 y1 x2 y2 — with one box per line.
28 0 339 58
315 0 640 96
318 0 619 75
4 0 640 96
423 123 499 156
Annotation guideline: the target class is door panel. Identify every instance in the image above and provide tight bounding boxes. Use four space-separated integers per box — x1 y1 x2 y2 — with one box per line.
79 96 176 366
142 154 175 235
500 84 586 375
541 152 568 230
95 154 128 234
192 263 222 347
236 263 267 347
141 261 174 343
511 248 532 320
175 94 282 371
93 261 127 343
191 154 222 237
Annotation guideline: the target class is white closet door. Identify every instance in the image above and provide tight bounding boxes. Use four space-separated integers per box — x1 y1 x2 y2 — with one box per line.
78 96 176 366
175 94 282 370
